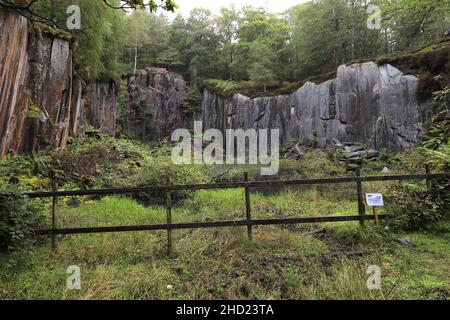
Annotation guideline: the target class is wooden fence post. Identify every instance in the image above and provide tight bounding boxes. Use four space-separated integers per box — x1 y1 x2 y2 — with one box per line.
51 181 58 250
425 164 431 190
244 172 253 241
356 168 365 226
166 190 172 255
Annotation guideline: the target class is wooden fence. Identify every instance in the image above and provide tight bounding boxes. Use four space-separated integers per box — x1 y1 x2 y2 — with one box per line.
19 166 450 254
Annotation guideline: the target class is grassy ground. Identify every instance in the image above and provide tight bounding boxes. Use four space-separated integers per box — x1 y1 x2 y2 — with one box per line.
0 187 448 300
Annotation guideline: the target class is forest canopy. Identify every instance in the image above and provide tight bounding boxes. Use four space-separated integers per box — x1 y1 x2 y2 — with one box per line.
122 0 449 91
2 0 449 87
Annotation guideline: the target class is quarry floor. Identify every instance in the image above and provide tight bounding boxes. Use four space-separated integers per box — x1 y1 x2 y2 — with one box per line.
0 189 448 300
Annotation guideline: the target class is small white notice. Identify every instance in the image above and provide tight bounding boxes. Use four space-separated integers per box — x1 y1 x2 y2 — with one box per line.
366 193 384 207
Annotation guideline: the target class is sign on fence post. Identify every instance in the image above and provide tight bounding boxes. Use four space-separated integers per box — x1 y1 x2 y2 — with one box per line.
365 193 384 225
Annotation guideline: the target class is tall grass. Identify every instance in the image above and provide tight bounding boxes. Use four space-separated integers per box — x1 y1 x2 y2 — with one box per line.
0 189 448 300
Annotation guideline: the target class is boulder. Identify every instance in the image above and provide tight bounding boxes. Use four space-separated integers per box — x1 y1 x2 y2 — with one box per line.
282 143 305 160
342 148 380 161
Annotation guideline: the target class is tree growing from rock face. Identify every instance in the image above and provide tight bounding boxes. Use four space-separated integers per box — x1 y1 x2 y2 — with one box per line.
248 41 276 92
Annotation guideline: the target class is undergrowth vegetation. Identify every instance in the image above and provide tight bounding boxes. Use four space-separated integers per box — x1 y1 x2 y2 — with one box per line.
0 189 448 299
0 86 449 298
0 185 45 252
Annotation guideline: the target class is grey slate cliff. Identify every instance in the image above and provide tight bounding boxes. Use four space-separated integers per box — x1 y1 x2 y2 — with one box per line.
202 62 431 151
124 68 187 141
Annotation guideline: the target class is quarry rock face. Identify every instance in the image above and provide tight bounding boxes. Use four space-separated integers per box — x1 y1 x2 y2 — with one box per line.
124 68 187 141
0 9 117 157
82 81 117 136
24 34 73 153
0 9 30 156
0 8 433 157
202 62 429 152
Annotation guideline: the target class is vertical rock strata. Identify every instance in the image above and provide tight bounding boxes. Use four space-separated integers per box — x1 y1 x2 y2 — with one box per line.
202 62 428 151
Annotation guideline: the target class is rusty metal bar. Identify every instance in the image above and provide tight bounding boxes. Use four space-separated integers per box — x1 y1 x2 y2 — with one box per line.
34 214 389 236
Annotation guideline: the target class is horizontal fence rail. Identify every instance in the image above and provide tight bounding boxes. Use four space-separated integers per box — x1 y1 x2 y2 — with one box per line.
3 167 447 254
35 215 389 236
23 173 450 198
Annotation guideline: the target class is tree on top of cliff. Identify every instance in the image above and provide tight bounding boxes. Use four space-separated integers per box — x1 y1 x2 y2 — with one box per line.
124 9 169 74
248 41 276 93
380 0 449 50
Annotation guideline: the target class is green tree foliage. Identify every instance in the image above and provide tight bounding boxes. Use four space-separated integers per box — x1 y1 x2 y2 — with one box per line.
287 0 383 78
381 0 450 50
248 41 276 92
181 85 204 115
124 10 168 73
0 185 45 251
103 0 177 12
185 8 224 85
12 0 127 81
215 6 239 80
160 14 189 72
5 1 448 86
115 1 450 87
73 0 126 81
422 82 450 171
233 6 290 82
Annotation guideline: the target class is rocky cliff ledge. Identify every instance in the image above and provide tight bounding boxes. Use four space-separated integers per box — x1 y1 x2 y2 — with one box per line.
0 9 117 157
124 68 187 141
202 62 432 151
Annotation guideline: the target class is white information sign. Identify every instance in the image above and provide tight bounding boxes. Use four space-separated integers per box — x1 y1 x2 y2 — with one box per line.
365 193 384 207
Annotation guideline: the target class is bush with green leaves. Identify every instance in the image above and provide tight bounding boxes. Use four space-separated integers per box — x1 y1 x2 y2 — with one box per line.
110 157 208 205
386 181 449 231
0 185 45 251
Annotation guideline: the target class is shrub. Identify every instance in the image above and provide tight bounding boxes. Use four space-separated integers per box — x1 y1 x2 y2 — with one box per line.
386 181 449 231
98 154 208 205
0 185 45 251
127 158 208 205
